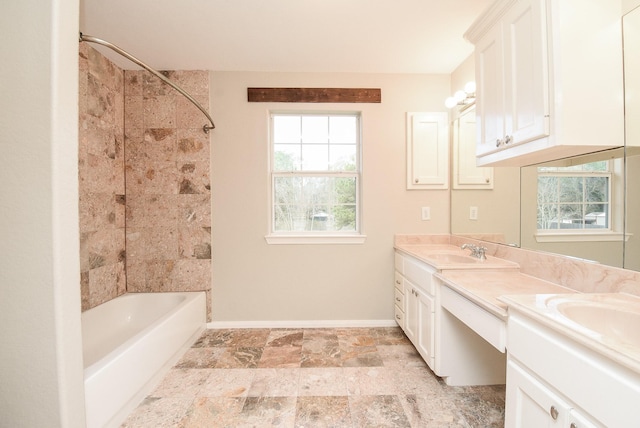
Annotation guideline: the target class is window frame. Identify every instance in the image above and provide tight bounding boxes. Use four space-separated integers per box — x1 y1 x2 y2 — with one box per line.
265 110 366 245
534 159 625 243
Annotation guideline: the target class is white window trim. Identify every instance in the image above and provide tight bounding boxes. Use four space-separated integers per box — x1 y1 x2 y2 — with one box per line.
536 162 615 235
534 231 631 243
265 110 366 245
265 234 367 245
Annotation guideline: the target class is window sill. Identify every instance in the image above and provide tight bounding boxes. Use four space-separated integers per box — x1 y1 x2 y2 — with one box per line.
534 231 631 243
265 234 367 245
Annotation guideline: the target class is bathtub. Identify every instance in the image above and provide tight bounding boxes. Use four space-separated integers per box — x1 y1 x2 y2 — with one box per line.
82 292 206 428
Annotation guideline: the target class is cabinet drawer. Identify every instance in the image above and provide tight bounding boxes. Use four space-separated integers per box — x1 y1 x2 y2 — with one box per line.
403 256 435 295
394 271 403 292
394 304 404 329
394 252 404 273
394 287 404 308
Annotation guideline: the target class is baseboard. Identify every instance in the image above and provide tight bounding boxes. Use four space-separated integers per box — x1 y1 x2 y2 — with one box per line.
207 319 398 329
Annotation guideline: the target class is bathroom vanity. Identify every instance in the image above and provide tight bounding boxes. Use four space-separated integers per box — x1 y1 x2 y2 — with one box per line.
501 294 640 427
394 237 640 425
394 241 569 385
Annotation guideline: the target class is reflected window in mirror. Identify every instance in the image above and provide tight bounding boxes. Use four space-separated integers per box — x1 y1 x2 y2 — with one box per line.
537 161 611 232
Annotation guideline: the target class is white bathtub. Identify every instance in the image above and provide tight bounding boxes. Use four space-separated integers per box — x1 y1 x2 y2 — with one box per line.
82 292 206 428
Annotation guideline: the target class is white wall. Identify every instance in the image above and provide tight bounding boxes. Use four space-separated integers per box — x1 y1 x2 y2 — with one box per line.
210 71 450 323
623 0 640 14
0 0 85 426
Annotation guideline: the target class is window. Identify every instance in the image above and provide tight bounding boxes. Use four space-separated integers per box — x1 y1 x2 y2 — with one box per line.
267 112 363 243
537 161 611 231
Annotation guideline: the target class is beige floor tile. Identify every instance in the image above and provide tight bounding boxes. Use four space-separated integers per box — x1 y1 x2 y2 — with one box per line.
298 367 348 397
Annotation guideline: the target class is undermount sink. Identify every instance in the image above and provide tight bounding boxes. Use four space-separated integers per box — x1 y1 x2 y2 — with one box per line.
424 253 482 264
547 294 640 348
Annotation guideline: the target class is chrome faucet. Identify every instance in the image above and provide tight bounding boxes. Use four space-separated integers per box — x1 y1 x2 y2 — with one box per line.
461 243 487 260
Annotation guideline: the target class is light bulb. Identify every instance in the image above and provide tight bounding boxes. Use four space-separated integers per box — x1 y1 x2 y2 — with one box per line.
454 90 466 103
464 81 476 94
445 97 457 109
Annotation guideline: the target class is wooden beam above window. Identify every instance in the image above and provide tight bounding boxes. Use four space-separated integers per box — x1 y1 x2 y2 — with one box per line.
247 87 381 103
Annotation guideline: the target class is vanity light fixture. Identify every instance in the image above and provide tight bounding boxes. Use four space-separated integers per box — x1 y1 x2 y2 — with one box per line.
445 81 476 109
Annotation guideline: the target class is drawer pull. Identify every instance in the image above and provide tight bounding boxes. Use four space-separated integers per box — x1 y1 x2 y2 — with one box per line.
549 406 559 420
395 314 401 320
395 280 401 285
570 424 577 428
396 297 401 302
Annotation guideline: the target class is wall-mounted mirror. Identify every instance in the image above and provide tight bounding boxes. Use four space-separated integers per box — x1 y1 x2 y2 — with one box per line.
450 106 520 246
451 5 639 271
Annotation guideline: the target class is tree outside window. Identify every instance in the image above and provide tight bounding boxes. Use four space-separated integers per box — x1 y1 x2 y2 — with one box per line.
537 161 611 231
271 113 360 234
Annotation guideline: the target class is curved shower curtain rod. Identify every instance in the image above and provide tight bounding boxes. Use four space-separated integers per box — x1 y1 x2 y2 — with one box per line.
79 33 215 133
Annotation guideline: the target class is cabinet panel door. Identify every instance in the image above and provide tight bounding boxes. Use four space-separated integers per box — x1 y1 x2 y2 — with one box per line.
453 107 493 189
475 23 505 156
406 112 449 189
506 360 568 427
416 289 435 369
403 280 418 342
503 0 549 146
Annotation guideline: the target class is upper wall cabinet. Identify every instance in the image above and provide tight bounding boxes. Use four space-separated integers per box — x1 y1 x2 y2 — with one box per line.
406 112 449 190
465 0 624 167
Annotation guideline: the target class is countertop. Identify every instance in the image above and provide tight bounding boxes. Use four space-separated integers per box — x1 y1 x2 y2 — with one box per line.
436 270 576 319
394 244 520 271
500 293 640 375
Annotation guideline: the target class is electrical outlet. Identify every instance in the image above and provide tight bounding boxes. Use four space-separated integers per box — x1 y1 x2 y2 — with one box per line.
469 206 478 221
421 207 431 221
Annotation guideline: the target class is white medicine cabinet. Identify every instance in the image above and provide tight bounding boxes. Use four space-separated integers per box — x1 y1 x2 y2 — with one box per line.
406 112 449 190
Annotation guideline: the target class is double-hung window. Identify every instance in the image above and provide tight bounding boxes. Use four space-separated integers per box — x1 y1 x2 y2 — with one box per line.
537 161 612 232
266 112 364 244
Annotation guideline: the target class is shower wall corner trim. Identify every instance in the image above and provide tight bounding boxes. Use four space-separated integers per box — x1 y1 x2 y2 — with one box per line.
79 32 215 133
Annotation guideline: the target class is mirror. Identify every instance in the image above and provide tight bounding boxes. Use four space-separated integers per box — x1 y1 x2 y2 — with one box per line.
450 106 521 246
624 5 640 271
451 5 640 271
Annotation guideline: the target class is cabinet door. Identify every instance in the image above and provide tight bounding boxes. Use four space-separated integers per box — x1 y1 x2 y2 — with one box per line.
453 106 493 189
475 23 505 157
506 360 568 427
403 280 419 342
406 112 449 189
503 0 549 146
415 288 435 369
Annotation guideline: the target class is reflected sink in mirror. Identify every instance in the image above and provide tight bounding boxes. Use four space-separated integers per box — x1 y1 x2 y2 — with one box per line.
547 294 640 349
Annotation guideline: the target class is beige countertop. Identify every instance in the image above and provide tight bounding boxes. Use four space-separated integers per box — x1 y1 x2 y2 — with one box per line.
394 244 520 271
436 270 577 319
500 293 640 375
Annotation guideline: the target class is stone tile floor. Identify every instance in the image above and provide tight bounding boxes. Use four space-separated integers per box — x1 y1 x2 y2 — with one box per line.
121 327 505 427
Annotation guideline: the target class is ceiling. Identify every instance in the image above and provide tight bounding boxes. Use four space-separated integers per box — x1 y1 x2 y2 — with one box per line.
80 0 492 74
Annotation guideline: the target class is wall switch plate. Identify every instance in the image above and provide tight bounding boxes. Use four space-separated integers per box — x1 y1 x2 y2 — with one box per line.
469 206 478 221
421 206 431 221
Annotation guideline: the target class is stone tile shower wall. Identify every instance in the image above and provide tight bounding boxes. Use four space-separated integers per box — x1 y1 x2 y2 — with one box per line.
78 43 126 310
78 44 211 317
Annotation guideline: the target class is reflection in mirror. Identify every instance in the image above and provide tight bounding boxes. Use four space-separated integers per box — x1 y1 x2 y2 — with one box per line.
520 150 626 268
624 6 640 271
451 6 640 272
450 106 520 246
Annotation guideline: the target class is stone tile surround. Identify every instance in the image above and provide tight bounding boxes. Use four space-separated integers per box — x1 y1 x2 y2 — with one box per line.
396 234 640 296
78 44 211 316
121 327 505 427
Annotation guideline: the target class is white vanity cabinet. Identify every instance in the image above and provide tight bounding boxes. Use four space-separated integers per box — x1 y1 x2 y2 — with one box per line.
465 0 623 167
394 251 437 369
505 311 640 427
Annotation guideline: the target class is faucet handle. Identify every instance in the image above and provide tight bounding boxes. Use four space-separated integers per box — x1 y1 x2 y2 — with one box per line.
476 246 488 260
